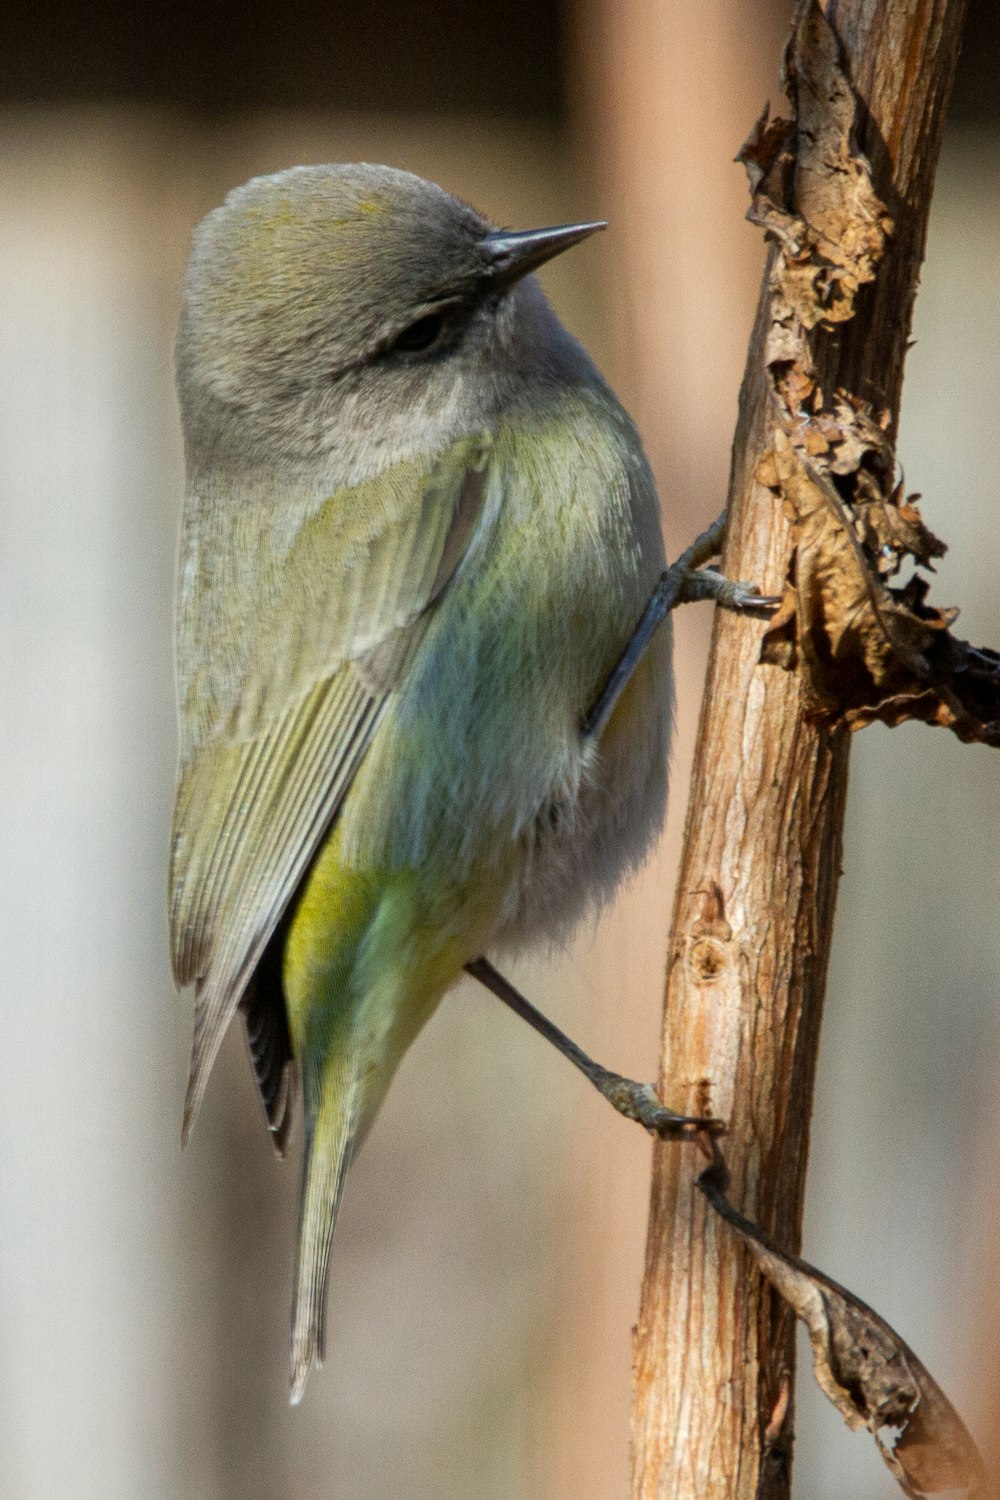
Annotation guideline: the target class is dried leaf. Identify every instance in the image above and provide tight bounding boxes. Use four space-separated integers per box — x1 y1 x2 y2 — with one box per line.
740 3 1000 743
756 453 781 491
737 104 794 195
742 3 892 352
821 395 893 476
758 583 799 672
757 434 950 713
699 1164 998 1499
737 105 803 255
780 3 894 327
755 431 1000 742
803 427 831 458
857 487 947 575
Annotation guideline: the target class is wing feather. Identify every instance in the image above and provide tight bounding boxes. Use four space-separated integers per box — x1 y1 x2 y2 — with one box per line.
170 435 494 1139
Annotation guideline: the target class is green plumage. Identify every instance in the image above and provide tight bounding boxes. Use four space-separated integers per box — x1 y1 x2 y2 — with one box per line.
171 163 671 1401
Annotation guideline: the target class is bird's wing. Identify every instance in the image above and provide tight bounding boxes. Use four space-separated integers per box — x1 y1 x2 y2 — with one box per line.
169 433 493 1141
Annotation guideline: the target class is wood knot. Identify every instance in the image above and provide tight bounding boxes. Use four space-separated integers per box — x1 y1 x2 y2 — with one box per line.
689 937 730 983
687 881 733 983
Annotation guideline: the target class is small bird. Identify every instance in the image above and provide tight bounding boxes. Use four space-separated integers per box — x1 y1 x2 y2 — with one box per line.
170 163 672 1401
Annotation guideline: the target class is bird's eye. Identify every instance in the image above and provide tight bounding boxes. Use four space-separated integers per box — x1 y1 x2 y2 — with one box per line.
392 312 446 353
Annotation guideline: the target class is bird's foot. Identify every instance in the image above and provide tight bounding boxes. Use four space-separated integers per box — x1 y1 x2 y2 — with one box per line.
599 1074 725 1142
673 564 781 615
662 510 780 616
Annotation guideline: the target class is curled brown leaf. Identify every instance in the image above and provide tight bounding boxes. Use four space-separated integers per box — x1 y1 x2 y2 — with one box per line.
757 435 955 716
699 1160 997 1499
741 0 1000 748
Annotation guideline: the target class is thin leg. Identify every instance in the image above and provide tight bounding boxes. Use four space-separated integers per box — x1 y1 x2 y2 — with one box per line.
581 509 780 740
465 957 723 1141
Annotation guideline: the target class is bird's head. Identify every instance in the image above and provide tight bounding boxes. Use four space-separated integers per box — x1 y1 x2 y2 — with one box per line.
177 162 604 470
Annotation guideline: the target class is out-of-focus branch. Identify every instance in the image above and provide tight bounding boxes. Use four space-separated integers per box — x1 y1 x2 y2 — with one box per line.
630 4 969 1498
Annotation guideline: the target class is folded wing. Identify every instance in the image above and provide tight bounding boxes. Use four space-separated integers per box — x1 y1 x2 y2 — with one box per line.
169 433 493 1141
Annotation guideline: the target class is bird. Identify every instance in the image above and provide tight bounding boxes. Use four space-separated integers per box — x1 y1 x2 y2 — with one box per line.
170 162 672 1401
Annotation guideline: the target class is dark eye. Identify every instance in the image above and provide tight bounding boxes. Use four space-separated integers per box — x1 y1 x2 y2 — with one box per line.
392 311 446 353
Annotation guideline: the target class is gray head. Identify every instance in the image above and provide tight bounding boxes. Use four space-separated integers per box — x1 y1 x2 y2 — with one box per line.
177 163 604 472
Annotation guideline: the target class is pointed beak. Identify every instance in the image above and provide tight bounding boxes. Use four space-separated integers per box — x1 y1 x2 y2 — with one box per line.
482 220 607 287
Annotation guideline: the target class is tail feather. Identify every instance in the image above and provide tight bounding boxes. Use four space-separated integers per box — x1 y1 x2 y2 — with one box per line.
289 1077 358 1404
240 973 295 1156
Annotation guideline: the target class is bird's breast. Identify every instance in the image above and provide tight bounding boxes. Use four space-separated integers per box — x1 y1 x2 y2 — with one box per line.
338 388 672 944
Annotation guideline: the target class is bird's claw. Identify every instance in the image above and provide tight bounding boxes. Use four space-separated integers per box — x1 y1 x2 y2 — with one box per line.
607 1079 725 1141
676 565 781 615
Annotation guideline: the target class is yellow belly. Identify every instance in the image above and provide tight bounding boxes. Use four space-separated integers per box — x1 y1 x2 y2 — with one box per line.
282 817 512 1130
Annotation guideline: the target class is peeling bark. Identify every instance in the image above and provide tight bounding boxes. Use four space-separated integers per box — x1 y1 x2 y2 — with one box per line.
745 11 1000 745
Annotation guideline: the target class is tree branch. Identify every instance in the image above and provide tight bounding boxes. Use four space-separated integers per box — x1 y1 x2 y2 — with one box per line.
630 4 969 1497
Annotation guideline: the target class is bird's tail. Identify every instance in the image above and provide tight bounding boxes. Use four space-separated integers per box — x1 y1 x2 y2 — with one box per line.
289 1071 359 1404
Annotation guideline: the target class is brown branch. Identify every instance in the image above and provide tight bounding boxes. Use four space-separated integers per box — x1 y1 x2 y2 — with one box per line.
630 4 969 1497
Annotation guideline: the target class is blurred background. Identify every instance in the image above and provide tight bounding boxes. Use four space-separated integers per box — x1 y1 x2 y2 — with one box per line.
1 2 999 1496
